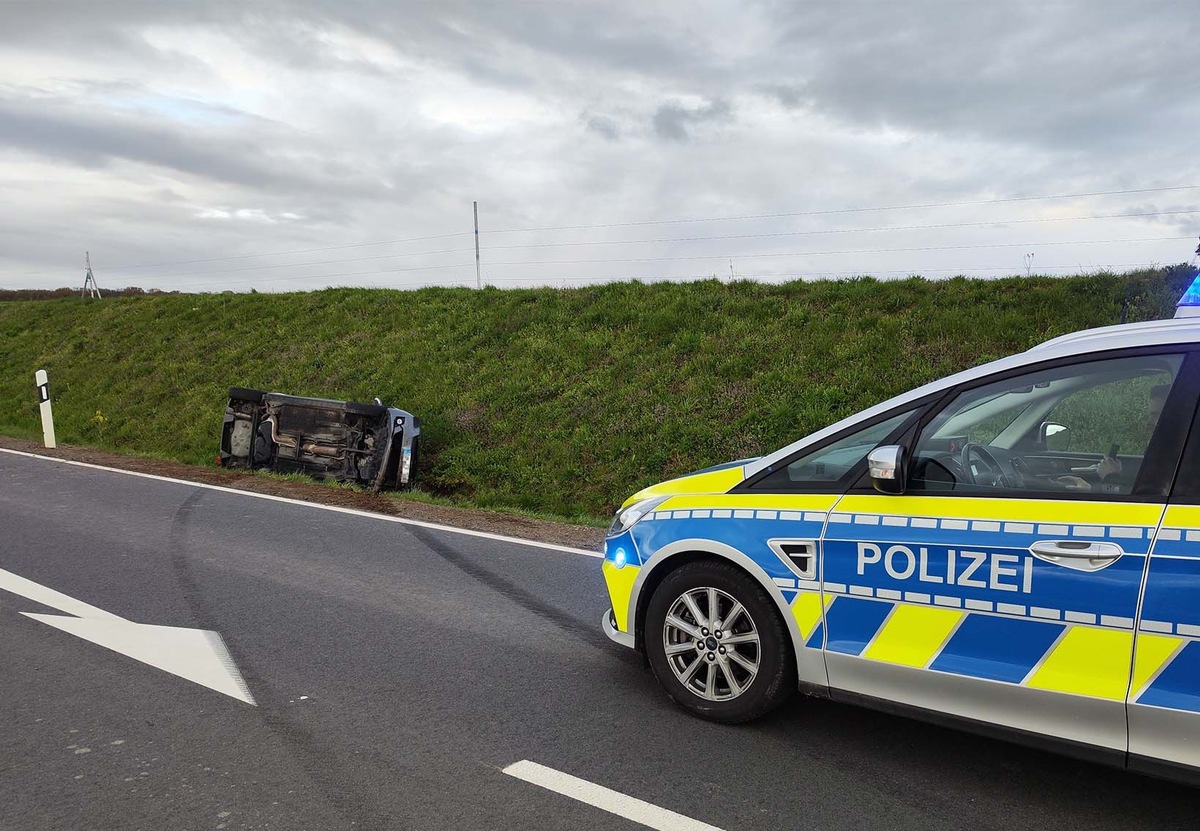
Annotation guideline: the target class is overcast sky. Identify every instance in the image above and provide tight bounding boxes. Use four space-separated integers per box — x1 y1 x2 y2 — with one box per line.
1 0 1197 292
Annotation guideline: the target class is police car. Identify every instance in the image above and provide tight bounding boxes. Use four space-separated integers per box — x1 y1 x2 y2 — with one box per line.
602 284 1200 782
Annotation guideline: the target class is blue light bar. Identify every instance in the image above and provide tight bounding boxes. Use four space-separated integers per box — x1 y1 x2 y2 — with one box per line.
1176 273 1200 318
1179 276 1200 306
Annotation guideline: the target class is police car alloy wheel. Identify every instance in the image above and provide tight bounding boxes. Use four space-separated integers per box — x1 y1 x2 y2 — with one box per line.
645 560 795 723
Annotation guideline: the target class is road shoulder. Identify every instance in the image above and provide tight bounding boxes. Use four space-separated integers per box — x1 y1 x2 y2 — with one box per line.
0 436 605 552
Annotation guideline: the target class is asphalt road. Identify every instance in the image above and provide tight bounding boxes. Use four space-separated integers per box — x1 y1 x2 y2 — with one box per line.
1 450 1196 831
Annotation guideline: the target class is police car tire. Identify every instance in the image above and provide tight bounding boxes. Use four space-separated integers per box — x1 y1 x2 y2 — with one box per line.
645 559 795 724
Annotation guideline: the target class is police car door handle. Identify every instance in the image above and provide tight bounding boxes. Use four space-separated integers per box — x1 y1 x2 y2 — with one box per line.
1029 540 1121 558
1029 540 1124 571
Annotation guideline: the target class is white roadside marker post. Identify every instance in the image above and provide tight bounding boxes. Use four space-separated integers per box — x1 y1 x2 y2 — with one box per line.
35 369 55 449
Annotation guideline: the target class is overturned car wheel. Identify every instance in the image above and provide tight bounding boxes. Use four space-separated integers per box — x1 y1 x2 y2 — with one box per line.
228 386 266 403
344 400 388 418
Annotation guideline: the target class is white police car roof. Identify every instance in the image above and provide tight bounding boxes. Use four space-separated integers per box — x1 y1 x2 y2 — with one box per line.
744 314 1200 480
1033 315 1200 353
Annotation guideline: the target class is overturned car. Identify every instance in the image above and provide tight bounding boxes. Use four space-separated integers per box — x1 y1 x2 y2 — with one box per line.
219 387 420 490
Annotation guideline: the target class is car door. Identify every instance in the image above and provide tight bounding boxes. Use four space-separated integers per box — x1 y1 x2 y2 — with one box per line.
818 349 1198 756
1127 394 1200 777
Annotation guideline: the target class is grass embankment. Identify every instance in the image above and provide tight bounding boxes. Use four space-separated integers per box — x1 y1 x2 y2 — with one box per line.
0 268 1192 520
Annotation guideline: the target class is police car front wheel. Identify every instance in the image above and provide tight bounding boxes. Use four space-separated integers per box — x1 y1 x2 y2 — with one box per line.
645 560 795 723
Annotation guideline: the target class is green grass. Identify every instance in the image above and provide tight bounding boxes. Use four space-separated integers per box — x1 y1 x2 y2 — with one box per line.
0 266 1192 520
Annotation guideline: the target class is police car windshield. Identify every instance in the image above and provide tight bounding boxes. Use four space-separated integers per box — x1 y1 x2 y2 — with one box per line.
933 388 1048 446
931 363 1174 450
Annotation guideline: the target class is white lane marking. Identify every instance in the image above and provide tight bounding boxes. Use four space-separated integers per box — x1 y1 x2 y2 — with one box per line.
0 567 255 705
502 760 726 831
0 448 602 559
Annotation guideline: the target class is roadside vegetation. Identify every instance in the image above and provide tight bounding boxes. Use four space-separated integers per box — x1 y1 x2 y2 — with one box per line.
0 267 1192 520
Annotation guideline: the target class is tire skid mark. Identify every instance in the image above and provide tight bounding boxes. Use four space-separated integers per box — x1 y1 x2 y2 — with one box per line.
165 489 402 831
404 524 627 658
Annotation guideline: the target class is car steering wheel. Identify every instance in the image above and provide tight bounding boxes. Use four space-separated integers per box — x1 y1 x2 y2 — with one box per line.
960 442 1009 488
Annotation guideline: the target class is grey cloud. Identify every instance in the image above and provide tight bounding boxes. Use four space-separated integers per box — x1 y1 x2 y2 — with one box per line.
653 99 732 142
0 88 443 202
761 84 806 109
0 1 234 71
318 1 710 84
0 96 308 190
583 114 621 141
653 106 690 141
755 0 1200 154
0 0 721 96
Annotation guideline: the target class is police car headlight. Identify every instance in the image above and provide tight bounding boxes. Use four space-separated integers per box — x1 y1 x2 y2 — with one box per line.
608 496 669 537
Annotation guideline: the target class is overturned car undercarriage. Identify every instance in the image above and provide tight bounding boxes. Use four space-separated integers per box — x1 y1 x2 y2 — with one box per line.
219 387 420 490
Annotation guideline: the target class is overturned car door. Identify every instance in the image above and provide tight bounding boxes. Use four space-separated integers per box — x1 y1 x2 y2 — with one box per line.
219 387 420 491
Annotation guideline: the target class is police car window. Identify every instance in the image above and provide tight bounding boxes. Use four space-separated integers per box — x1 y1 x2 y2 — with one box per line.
908 354 1184 496
1043 376 1170 458
753 410 913 490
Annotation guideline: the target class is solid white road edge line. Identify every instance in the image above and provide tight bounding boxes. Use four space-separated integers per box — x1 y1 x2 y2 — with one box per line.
0 447 603 558
502 760 726 831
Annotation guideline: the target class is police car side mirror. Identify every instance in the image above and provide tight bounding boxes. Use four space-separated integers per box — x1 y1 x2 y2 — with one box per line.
868 445 906 495
1040 421 1071 451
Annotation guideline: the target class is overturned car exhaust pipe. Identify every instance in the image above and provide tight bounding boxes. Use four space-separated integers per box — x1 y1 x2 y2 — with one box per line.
218 387 421 491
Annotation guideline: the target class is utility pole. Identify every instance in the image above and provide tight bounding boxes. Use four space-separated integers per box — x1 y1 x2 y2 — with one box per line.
81 251 102 299
473 201 481 289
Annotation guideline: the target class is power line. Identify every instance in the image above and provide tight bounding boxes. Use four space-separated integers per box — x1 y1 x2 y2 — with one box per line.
755 262 1164 277
153 257 1168 292
477 236 1192 268
485 186 1200 233
106 231 473 270
166 261 1164 292
108 246 475 281
7 233 1189 290
22 184 1195 277
17 231 474 276
81 234 1188 288
163 261 473 289
482 263 1166 283
478 211 1200 252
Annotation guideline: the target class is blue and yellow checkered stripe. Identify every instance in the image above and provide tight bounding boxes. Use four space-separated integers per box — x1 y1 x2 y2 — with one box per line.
787 588 1199 706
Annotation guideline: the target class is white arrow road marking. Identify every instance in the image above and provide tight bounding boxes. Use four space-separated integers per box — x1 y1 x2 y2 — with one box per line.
0 567 122 620
503 760 726 831
0 567 255 705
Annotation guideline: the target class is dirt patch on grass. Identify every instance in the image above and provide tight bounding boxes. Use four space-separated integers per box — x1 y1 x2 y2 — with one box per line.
0 436 606 553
